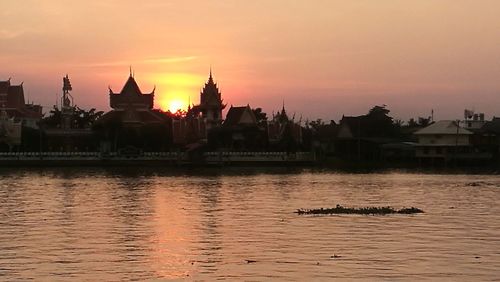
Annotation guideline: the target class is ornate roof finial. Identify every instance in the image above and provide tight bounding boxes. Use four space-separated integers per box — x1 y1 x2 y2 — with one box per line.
63 74 72 92
208 66 214 83
129 66 133 78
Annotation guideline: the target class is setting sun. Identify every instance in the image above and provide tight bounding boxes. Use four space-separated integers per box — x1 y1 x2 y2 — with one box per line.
164 99 187 113
151 73 204 112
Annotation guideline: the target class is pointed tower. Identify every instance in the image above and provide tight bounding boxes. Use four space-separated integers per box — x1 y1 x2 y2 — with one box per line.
198 69 226 129
277 101 289 123
61 74 75 129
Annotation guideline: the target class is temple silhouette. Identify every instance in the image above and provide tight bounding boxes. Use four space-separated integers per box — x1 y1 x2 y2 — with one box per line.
0 69 308 164
2 69 500 167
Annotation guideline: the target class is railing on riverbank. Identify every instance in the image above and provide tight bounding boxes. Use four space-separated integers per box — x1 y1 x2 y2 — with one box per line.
0 151 315 165
203 151 315 164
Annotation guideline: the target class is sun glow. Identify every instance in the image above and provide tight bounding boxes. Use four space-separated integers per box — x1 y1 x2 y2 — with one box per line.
163 99 187 113
151 73 204 113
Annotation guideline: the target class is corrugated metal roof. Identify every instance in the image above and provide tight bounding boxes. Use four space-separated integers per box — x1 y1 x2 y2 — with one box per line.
414 120 473 135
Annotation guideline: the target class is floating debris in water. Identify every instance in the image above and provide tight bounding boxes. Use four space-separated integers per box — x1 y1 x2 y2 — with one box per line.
245 259 257 264
465 181 493 187
295 204 424 215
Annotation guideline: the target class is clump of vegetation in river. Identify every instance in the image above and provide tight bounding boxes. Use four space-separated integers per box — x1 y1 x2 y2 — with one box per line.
295 204 424 215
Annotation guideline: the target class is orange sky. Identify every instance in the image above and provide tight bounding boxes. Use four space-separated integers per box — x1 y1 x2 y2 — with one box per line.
1 0 500 121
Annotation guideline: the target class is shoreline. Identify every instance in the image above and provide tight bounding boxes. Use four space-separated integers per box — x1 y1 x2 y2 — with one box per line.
1 151 499 172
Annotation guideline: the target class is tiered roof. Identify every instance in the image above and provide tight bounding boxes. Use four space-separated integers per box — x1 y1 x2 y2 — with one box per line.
96 109 168 125
199 70 224 108
109 74 154 110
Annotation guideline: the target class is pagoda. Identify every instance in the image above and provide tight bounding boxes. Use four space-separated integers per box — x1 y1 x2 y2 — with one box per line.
195 69 226 129
267 102 303 151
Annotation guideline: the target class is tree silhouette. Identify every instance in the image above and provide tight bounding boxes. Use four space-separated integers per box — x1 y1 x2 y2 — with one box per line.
42 106 104 129
252 108 268 127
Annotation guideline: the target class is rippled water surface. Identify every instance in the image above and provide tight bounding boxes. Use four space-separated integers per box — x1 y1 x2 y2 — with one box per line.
1 168 500 281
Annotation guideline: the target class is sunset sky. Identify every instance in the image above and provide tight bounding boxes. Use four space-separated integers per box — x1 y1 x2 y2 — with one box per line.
1 0 500 121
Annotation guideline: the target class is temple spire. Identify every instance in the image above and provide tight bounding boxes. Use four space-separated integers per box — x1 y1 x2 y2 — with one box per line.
208 67 214 84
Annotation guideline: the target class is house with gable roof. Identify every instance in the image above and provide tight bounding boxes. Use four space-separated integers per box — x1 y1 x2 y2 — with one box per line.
207 105 267 151
413 120 491 162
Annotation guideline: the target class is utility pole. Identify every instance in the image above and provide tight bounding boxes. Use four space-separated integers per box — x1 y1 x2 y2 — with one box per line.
39 120 43 160
454 119 460 166
357 118 361 161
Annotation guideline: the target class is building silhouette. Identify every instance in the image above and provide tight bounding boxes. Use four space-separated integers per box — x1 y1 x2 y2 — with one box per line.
173 70 226 146
42 75 98 152
0 78 42 128
95 72 171 152
191 70 226 130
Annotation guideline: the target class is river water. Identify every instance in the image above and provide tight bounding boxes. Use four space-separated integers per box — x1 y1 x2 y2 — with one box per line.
0 168 499 281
